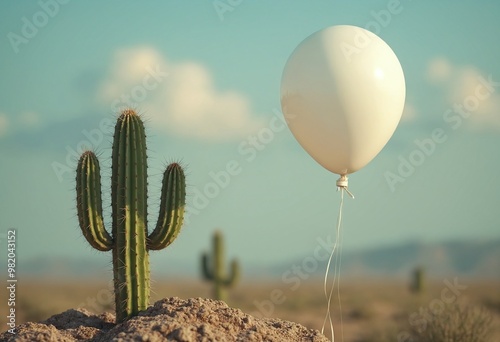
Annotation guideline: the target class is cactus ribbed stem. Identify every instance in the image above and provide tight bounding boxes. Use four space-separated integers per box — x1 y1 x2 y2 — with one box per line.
410 266 425 294
111 111 150 321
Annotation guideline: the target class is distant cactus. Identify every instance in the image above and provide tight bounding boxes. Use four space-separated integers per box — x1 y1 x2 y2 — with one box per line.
410 266 425 294
201 231 240 301
76 109 186 322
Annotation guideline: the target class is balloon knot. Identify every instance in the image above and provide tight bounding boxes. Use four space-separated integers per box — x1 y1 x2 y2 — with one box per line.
336 175 355 199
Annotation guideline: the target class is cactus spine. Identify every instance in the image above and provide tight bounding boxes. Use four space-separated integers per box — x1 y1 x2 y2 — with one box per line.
76 109 185 322
201 231 240 301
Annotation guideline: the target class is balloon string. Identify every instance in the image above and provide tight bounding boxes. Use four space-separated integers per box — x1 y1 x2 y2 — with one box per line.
321 176 353 341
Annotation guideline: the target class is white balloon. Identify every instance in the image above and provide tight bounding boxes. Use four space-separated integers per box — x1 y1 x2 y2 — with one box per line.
281 25 405 175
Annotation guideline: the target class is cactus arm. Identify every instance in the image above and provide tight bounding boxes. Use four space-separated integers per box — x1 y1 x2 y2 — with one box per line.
147 163 186 250
76 151 113 251
223 259 240 287
112 111 150 322
201 253 213 280
214 231 223 280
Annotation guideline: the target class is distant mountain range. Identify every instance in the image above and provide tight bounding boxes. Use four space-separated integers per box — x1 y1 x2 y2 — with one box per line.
16 239 500 280
321 239 500 279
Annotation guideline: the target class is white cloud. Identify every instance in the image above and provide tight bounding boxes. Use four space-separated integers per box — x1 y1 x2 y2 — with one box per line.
0 110 43 137
426 57 452 83
99 47 168 102
99 47 265 141
427 57 500 131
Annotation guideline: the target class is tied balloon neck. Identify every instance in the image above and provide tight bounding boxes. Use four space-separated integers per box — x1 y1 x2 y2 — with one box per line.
336 175 355 199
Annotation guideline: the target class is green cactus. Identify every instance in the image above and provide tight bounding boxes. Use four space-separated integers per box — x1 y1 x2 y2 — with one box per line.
410 266 425 294
201 231 240 301
76 109 185 322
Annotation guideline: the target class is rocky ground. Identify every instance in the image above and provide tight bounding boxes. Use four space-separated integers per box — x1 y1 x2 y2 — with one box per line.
0 297 329 342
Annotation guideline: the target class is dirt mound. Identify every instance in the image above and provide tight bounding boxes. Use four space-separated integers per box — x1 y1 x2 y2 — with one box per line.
1 297 329 341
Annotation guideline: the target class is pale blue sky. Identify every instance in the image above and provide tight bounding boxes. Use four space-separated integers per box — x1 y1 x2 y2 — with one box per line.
0 1 499 271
